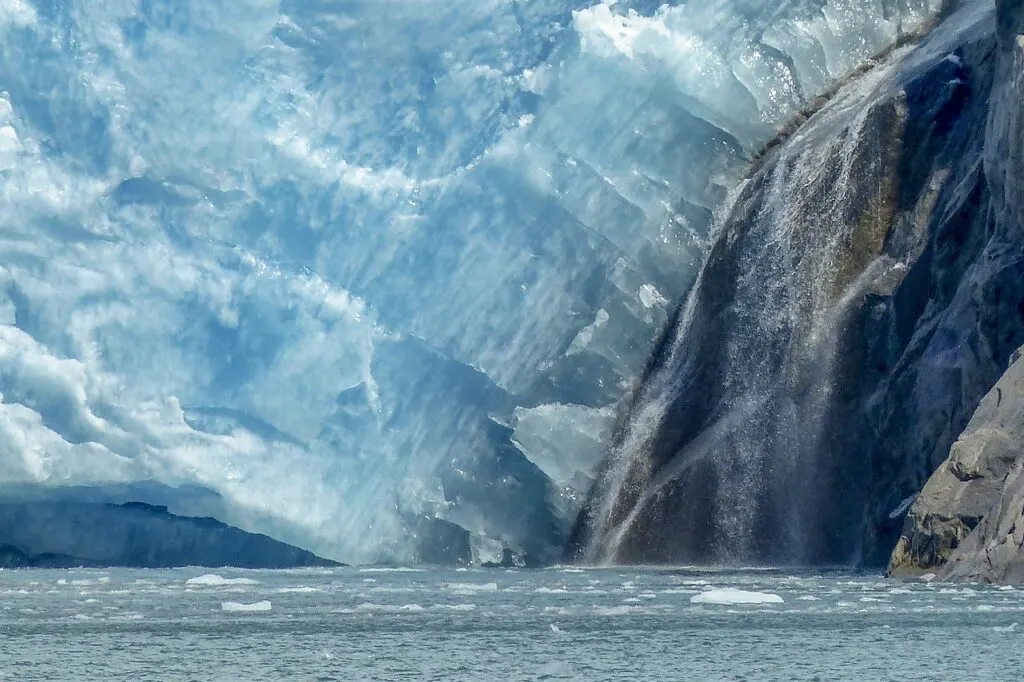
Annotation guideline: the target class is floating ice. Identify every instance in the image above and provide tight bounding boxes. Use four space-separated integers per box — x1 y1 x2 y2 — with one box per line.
221 601 272 613
690 588 784 605
186 574 260 587
444 582 499 592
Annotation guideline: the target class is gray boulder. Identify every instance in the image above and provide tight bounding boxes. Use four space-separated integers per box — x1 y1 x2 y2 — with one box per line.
889 346 1024 582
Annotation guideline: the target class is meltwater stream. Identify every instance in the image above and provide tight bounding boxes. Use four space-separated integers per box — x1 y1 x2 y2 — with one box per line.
1 567 1022 680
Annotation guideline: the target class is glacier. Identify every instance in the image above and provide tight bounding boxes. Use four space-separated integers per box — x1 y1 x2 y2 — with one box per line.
0 0 943 564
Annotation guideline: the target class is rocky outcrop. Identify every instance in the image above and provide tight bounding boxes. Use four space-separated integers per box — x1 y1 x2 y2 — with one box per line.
887 0 1024 584
889 347 1024 580
572 0 1024 567
0 501 340 569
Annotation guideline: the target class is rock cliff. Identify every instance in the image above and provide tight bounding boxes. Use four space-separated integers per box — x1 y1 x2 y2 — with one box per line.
886 0 1024 582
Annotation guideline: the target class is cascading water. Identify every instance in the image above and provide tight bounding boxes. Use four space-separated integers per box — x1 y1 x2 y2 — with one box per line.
576 60 913 563
573 0 1011 566
0 0 944 564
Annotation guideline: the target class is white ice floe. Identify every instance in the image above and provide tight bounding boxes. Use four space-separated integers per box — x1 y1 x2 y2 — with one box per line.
221 601 272 613
186 574 260 587
690 588 784 605
444 582 498 592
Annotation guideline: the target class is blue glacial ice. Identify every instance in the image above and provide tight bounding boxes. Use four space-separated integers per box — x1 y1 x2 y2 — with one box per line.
0 0 943 563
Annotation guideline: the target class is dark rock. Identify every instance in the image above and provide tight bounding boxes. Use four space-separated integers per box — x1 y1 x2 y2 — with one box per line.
0 501 341 569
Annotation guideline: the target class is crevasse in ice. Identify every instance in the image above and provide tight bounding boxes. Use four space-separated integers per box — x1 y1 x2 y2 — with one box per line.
0 0 942 563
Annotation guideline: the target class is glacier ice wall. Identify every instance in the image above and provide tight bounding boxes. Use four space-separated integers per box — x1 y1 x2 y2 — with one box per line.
0 0 943 563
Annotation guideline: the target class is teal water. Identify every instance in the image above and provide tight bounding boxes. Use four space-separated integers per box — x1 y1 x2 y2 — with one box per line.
0 567 1021 680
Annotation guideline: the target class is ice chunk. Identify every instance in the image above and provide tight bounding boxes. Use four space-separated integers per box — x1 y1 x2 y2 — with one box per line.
221 601 272 613
186 574 260 587
690 588 784 605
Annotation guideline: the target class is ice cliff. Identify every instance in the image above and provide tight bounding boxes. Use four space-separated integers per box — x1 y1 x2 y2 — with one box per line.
0 0 944 564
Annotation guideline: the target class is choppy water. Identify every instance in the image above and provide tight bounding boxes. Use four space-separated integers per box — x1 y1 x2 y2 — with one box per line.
1 567 1021 680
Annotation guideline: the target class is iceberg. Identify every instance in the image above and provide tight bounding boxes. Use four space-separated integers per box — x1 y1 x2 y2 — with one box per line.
0 0 943 563
690 588 784 605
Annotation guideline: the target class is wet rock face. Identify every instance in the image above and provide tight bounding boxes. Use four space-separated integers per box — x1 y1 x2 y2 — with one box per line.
889 5 1024 583
573 1 1024 567
889 346 1024 582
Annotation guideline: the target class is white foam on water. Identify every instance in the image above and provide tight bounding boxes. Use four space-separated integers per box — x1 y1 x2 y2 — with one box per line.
221 601 272 613
186 574 260 587
594 605 644 616
435 603 476 611
535 587 568 594
277 587 321 594
993 623 1019 632
690 589 784 605
797 595 820 601
358 568 425 573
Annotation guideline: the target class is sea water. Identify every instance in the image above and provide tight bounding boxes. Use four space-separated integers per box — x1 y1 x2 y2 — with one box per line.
0 567 1021 680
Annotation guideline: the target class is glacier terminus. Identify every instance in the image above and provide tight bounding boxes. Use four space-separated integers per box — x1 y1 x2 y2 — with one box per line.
0 0 945 564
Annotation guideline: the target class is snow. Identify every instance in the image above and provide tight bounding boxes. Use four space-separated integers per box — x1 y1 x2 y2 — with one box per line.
690 588 785 605
0 0 944 563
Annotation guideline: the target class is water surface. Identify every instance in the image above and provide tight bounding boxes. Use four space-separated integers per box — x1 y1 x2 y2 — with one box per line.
1 567 1021 680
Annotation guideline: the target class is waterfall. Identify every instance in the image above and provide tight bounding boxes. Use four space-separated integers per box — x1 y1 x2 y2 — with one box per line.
573 0 1004 565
